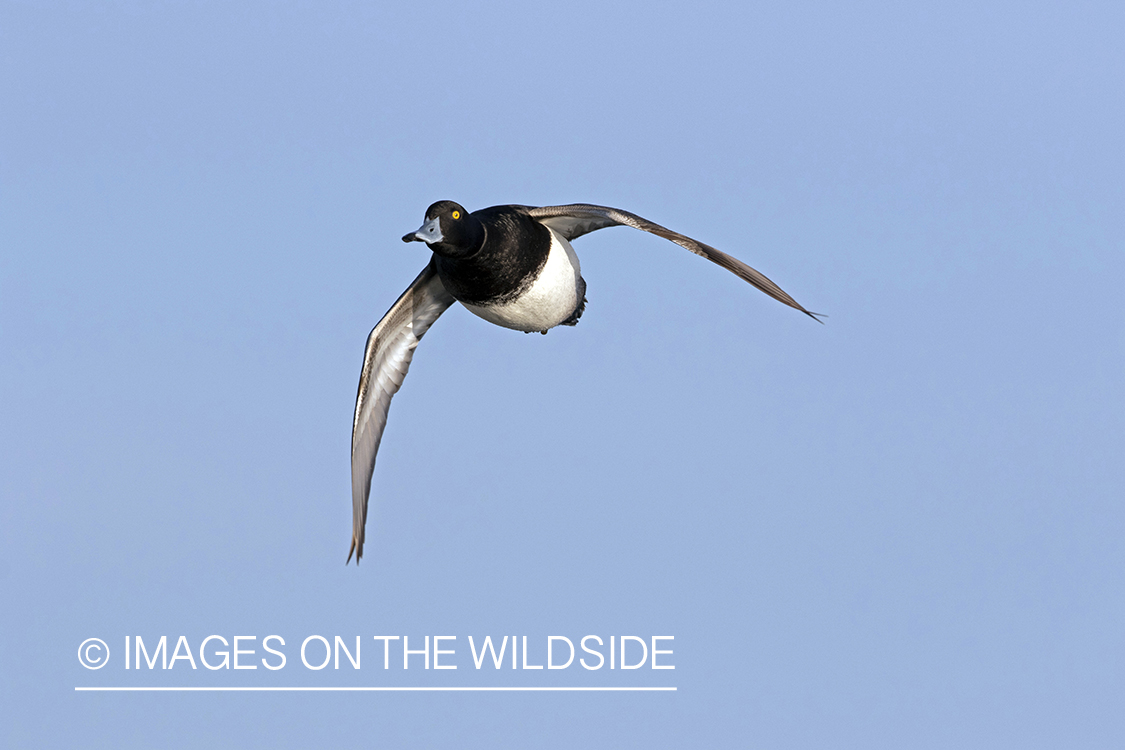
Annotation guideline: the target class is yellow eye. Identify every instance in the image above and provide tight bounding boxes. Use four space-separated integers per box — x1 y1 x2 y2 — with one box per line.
452 210 461 219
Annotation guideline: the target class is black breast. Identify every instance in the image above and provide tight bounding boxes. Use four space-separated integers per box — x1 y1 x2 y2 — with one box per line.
433 207 551 306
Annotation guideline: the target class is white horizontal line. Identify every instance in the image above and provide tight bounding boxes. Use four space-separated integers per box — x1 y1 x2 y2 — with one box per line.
75 686 676 692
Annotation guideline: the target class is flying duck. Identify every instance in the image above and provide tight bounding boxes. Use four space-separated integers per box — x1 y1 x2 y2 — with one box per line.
349 202 820 563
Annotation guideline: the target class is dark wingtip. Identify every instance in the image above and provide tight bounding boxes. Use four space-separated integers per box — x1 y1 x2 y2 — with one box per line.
347 538 361 566
804 310 827 324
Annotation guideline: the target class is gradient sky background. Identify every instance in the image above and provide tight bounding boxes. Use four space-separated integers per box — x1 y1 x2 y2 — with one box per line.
2 1 1123 747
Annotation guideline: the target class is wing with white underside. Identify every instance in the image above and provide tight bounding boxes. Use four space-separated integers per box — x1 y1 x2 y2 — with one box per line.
350 260 456 563
522 203 821 321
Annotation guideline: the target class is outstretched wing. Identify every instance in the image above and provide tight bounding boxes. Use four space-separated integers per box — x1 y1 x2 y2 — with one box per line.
350 259 456 563
522 203 821 321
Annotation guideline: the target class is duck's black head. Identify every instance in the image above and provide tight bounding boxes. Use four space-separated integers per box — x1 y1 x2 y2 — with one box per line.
402 201 483 258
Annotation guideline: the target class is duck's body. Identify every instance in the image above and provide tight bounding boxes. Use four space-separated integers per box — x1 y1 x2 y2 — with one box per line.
428 205 586 333
348 200 821 563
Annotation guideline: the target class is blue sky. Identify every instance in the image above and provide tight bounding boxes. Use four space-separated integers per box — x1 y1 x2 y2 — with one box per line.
2 1 1123 747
